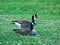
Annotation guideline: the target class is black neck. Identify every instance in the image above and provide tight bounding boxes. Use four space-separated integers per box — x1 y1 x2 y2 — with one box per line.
32 15 36 25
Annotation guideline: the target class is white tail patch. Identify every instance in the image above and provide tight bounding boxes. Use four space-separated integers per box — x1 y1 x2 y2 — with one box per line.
15 22 21 27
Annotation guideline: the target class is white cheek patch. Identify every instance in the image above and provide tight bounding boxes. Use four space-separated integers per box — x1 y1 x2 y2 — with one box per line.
34 14 37 20
15 22 21 27
34 14 35 17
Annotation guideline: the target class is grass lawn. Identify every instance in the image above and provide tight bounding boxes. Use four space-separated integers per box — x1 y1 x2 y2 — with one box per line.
0 0 60 45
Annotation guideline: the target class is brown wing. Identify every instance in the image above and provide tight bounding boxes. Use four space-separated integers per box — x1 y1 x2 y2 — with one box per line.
21 20 31 28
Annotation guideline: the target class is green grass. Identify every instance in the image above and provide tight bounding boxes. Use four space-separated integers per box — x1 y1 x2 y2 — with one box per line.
0 0 60 45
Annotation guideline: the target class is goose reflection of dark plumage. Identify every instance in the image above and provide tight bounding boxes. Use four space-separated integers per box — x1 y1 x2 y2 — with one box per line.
12 14 38 35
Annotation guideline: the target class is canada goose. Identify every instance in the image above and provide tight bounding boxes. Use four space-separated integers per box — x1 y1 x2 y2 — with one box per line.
12 14 38 35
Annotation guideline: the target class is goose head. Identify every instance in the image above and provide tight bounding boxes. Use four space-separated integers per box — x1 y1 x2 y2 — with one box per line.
32 14 38 26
